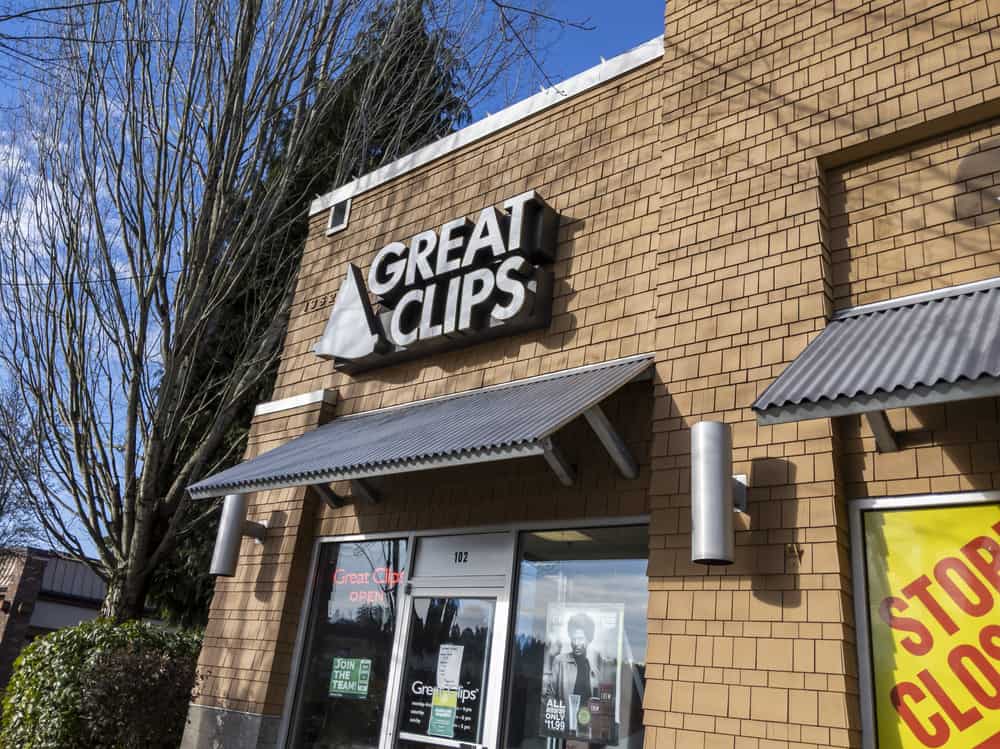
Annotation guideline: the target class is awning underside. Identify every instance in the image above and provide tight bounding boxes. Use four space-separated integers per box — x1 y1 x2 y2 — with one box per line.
753 281 1000 426
188 354 654 499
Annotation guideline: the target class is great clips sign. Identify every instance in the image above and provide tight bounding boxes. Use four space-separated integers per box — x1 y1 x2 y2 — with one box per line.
314 191 558 372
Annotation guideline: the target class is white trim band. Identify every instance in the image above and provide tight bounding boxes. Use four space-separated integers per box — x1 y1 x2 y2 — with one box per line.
833 275 1000 319
309 36 664 217
254 389 338 417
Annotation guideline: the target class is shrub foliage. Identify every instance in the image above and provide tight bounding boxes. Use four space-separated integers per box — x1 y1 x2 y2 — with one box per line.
1 619 201 749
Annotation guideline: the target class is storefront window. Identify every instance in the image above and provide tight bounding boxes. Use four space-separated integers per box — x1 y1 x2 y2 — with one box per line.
287 539 408 748
503 526 648 749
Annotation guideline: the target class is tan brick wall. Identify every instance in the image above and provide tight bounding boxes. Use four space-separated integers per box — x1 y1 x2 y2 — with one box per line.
193 60 665 720
276 60 662 409
828 120 1000 504
650 1 1000 748
830 118 1000 309
194 397 335 716
840 398 1000 499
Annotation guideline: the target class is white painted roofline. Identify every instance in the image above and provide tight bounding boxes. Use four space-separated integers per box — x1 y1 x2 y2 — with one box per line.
309 36 664 218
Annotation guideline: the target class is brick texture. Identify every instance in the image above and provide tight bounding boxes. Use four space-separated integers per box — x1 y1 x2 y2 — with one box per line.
193 397 336 716
649 1 1000 748
192 57 665 717
0 554 47 687
830 118 1000 308
277 61 663 409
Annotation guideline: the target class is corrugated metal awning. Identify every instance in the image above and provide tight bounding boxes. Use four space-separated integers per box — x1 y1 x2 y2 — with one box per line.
753 279 1000 425
188 353 654 499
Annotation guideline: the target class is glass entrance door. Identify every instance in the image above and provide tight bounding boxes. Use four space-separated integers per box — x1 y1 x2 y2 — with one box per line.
395 596 497 748
381 532 515 749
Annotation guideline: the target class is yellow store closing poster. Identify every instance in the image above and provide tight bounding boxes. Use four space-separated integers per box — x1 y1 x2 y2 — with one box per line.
863 502 1000 749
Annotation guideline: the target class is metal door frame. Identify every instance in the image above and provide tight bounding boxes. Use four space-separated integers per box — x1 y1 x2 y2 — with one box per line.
384 584 510 749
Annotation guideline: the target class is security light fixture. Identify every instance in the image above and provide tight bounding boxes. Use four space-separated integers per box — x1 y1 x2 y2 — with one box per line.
209 494 267 577
690 421 736 565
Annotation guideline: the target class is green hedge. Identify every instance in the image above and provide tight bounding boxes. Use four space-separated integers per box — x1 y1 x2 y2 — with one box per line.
1 618 201 749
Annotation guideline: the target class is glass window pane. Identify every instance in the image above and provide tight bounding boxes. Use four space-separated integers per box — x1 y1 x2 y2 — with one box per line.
397 597 495 745
288 539 408 749
503 526 648 749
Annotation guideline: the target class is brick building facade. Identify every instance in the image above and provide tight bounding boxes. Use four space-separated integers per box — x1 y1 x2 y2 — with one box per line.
182 2 1000 748
0 549 106 687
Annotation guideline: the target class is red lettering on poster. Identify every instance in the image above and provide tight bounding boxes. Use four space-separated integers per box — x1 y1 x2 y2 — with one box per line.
901 575 959 636
948 645 1000 710
879 520 1000 747
890 681 949 747
962 535 1000 595
982 624 1000 660
934 557 993 617
918 668 981 731
880 596 934 656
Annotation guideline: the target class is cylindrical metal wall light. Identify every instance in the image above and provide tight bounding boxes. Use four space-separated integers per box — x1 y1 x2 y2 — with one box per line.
690 421 735 565
210 494 266 577
210 494 248 577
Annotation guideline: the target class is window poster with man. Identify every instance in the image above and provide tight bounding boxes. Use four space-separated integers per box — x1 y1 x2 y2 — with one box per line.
540 603 624 744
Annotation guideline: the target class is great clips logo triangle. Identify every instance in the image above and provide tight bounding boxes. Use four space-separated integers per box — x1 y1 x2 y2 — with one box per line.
314 191 559 374
315 264 387 361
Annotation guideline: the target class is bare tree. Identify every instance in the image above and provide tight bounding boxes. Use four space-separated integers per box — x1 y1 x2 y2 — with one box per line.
0 387 39 549
0 1 117 96
0 0 555 620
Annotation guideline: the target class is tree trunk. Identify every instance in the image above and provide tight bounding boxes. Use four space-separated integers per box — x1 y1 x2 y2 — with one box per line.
100 568 149 622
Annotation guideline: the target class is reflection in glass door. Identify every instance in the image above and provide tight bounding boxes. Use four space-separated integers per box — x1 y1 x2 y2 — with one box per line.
396 596 497 748
285 539 408 748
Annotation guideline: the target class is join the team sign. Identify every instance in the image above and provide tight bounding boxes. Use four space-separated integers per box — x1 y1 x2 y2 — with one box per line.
863 502 1000 749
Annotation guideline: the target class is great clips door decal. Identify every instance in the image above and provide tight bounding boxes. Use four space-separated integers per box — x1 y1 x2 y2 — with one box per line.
863 502 1000 749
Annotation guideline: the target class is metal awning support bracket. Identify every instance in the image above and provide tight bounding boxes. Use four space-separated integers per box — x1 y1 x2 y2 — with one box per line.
541 437 575 486
733 474 748 513
314 481 380 507
583 405 639 479
312 483 344 510
865 410 899 453
242 518 267 542
351 479 381 504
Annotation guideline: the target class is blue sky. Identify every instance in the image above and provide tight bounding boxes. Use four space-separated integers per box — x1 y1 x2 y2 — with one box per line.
534 1 663 83
474 1 663 118
0 2 665 121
